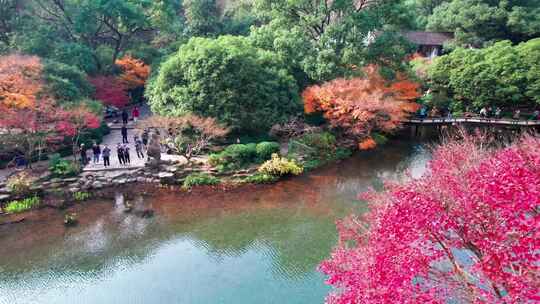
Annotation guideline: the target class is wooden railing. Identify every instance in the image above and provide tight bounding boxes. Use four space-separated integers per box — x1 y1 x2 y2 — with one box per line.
404 117 540 126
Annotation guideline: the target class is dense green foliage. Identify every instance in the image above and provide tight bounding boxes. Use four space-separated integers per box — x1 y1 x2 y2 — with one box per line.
288 132 352 171
73 191 91 202
242 172 279 184
182 173 220 189
406 0 540 46
254 142 281 162
4 196 41 214
147 36 301 132
9 0 184 70
430 0 540 46
251 0 414 82
43 60 94 102
209 141 280 172
184 0 221 36
48 154 80 177
428 39 540 110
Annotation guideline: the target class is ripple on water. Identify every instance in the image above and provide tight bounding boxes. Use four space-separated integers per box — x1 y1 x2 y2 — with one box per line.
0 141 430 304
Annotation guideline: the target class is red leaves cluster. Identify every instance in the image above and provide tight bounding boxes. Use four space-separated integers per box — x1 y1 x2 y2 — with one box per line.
57 105 101 137
303 65 421 145
115 55 150 90
89 76 129 108
89 55 149 108
320 134 540 303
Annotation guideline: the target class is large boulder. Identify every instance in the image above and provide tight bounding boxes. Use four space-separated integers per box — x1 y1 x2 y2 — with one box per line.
146 132 161 163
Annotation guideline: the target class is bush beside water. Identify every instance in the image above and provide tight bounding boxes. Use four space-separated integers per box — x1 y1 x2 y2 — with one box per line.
288 132 352 171
4 196 41 213
6 173 34 195
209 142 280 172
73 191 91 201
49 154 79 177
242 173 279 184
183 173 220 190
258 154 303 177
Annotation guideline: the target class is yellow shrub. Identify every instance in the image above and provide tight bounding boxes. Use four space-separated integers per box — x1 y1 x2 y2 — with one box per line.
258 154 303 177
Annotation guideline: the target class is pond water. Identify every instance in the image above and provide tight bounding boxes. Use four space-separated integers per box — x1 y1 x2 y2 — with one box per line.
0 141 430 304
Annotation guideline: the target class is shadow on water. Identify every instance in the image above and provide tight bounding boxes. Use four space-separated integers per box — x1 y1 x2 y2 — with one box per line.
0 140 430 304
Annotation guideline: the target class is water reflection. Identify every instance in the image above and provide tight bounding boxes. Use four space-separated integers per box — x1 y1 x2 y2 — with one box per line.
0 140 430 304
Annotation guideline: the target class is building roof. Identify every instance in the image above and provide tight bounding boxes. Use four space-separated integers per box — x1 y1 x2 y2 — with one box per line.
402 31 454 46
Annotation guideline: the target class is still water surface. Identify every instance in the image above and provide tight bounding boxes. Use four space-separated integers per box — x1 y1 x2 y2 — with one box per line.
0 141 429 304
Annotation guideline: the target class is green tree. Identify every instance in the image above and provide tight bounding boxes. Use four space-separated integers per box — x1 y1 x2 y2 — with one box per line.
251 0 412 82
51 42 98 75
21 0 183 71
0 0 23 50
146 36 301 133
428 39 540 110
404 0 451 28
427 0 540 46
516 38 540 104
43 60 94 102
184 0 221 36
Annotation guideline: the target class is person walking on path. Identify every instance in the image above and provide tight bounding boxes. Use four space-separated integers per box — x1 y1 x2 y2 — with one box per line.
116 143 125 165
79 144 88 166
495 107 502 119
141 130 149 150
479 107 488 118
122 109 129 125
123 144 131 165
513 109 521 120
121 124 129 143
132 106 140 122
102 145 111 167
92 142 101 164
135 137 144 159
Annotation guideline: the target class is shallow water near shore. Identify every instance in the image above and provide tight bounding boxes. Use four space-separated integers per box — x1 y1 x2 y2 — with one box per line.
0 140 429 304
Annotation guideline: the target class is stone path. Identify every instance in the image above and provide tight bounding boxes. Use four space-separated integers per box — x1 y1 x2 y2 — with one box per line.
84 103 184 171
83 128 147 171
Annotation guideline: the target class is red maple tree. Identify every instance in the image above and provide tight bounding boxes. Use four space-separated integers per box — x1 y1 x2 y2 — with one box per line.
303 65 421 148
57 105 101 160
89 75 129 108
319 134 540 303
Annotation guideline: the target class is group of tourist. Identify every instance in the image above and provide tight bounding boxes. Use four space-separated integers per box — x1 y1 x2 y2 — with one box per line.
79 133 148 168
78 105 150 168
480 107 540 120
479 107 503 119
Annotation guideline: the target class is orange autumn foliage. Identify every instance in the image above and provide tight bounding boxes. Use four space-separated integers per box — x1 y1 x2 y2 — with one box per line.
115 55 150 90
303 65 421 139
358 137 377 150
0 54 43 109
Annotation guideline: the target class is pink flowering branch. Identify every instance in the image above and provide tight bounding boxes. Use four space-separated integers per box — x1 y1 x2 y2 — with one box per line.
320 134 540 303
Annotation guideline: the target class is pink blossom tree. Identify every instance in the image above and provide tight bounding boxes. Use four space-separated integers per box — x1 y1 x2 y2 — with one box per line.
319 134 540 303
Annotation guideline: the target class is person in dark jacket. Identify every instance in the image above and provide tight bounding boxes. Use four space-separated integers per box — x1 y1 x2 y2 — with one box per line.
122 144 131 164
79 144 88 166
102 145 111 167
135 138 144 159
141 130 149 149
121 124 129 143
116 143 125 165
121 109 129 125
92 142 101 164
